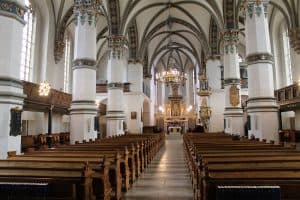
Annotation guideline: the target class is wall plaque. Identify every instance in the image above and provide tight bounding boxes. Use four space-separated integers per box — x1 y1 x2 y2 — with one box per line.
230 85 240 107
10 108 22 136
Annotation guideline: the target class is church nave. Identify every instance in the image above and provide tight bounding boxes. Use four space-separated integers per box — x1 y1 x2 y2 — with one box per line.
124 133 193 200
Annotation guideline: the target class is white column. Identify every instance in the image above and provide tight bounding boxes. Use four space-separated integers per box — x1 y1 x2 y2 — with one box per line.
223 30 244 136
126 61 143 134
161 82 166 106
0 0 26 158
128 62 143 93
207 58 225 132
106 35 126 137
245 0 279 142
185 71 191 105
149 74 156 126
290 48 300 82
70 2 98 143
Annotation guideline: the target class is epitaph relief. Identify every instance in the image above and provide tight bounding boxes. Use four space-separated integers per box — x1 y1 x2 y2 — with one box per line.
230 85 240 107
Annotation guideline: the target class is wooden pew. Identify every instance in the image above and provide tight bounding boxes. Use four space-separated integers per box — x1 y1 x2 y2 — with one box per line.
9 151 123 200
183 133 300 200
0 158 110 200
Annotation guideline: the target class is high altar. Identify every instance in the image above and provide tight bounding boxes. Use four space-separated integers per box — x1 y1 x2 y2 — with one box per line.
158 83 195 134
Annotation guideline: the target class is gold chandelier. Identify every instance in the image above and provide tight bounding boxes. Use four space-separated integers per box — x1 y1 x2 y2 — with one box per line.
39 81 51 96
156 68 187 85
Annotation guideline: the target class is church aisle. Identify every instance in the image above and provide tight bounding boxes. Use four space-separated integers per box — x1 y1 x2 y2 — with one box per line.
123 133 193 200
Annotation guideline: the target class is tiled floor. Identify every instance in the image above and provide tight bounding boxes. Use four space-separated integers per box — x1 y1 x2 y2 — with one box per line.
123 133 193 200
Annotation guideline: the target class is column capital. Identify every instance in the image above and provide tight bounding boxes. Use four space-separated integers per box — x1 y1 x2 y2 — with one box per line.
144 74 152 79
73 0 102 26
206 55 221 61
0 0 27 24
222 29 239 54
128 59 143 65
241 0 269 19
108 35 127 59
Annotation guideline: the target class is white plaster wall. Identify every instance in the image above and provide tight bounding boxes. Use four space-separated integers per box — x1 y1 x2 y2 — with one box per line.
45 11 65 91
22 111 70 135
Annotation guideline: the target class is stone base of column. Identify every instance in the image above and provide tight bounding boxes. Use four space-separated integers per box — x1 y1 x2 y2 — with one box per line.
70 102 98 144
247 97 279 142
0 79 25 158
224 107 244 136
106 111 125 137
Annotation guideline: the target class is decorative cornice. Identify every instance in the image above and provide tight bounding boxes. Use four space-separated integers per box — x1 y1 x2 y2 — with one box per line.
107 82 124 89
144 74 152 79
224 78 240 86
72 100 96 105
128 59 143 64
247 97 276 103
108 35 127 59
0 76 23 88
0 91 26 100
206 54 221 61
246 52 274 65
72 58 96 70
222 29 239 54
0 0 26 24
107 110 125 114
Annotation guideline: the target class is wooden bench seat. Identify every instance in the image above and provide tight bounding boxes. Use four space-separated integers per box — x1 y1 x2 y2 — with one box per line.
0 160 108 200
9 151 123 199
183 133 300 200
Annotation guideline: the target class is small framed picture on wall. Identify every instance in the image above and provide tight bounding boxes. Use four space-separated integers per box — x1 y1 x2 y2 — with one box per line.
131 112 137 120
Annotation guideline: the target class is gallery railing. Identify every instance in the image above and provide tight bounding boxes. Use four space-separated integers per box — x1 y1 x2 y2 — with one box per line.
23 81 72 114
274 82 300 111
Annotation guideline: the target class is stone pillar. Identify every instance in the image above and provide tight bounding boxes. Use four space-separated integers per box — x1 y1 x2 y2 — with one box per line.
207 57 225 132
161 82 166 105
289 27 300 82
143 76 151 97
290 47 300 82
223 30 244 136
0 0 26 158
245 0 279 141
126 61 143 134
185 71 191 106
70 1 98 143
106 35 126 137
128 62 143 93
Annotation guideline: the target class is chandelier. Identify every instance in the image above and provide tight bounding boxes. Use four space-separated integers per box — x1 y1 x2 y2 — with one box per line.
39 81 51 96
156 68 187 85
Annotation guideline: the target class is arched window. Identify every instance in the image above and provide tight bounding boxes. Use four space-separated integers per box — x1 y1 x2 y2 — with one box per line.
282 28 293 85
64 34 71 93
20 0 36 81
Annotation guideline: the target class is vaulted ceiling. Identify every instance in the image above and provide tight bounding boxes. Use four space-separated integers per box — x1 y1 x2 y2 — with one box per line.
34 0 300 77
